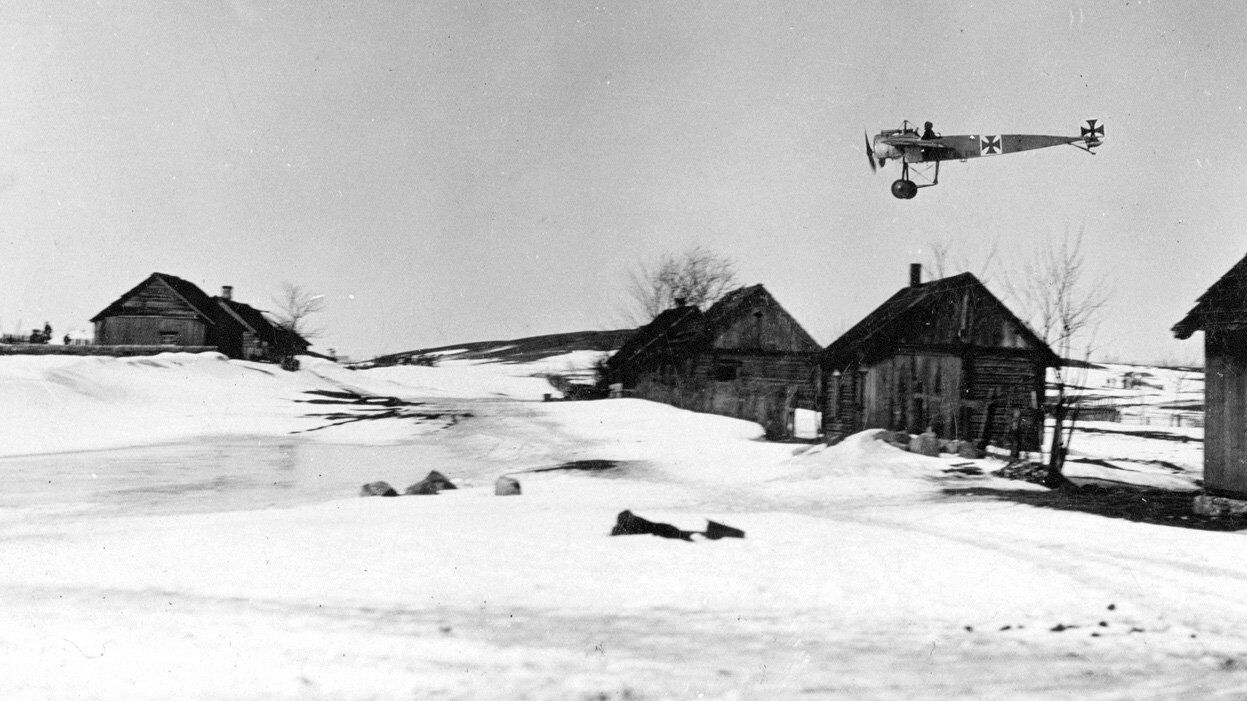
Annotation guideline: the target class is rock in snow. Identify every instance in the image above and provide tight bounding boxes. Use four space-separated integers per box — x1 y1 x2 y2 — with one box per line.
909 431 941 457
495 476 522 496
405 470 458 495
359 481 399 497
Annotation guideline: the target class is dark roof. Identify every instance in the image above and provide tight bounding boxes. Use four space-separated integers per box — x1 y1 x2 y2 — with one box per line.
216 298 268 334
700 285 763 331
90 272 220 323
822 272 1057 366
609 284 821 370
273 324 311 351
607 305 702 369
217 298 310 349
1173 253 1247 339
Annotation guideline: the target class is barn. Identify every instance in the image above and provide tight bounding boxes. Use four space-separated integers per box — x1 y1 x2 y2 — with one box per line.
1173 254 1247 498
607 285 822 438
91 273 308 362
821 265 1057 451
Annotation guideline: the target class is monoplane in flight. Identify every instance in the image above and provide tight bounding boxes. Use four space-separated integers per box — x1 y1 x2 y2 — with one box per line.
865 119 1104 199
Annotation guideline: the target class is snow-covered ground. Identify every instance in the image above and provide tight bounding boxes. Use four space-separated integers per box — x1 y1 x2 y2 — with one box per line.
3 352 1245 699
1050 362 1205 491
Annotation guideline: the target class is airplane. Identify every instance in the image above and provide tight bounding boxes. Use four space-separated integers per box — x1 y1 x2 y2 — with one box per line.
865 119 1104 199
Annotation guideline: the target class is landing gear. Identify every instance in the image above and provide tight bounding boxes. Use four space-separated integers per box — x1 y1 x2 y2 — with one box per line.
891 179 918 199
889 159 938 199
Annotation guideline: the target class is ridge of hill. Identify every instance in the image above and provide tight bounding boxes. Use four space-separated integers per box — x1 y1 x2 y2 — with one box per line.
370 328 635 365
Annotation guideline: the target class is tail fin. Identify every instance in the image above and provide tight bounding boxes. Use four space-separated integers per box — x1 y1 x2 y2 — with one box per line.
1081 119 1104 148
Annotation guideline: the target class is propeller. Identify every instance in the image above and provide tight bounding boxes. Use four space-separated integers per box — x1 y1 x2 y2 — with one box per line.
864 132 877 172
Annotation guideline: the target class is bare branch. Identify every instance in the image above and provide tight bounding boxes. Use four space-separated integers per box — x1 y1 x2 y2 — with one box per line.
270 282 327 339
924 236 1000 284
1003 226 1109 360
620 246 739 324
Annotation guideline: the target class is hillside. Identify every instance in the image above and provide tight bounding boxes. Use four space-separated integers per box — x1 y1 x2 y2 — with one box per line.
370 328 634 365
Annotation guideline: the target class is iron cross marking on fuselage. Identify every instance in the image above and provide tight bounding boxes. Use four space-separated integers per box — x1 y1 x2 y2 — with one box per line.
980 135 1002 155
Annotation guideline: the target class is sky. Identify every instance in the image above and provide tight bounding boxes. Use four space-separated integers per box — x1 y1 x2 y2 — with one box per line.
0 1 1243 363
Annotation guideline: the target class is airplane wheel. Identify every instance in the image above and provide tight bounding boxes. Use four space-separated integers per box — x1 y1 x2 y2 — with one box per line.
891 179 918 199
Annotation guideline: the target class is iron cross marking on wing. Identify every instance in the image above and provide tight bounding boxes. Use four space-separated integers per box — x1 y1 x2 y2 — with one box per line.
1081 119 1104 139
980 135 1002 155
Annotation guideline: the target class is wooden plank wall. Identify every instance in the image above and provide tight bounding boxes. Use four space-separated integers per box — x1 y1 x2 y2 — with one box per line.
965 354 1044 451
1204 331 1247 496
821 351 1044 450
632 351 819 437
95 317 208 346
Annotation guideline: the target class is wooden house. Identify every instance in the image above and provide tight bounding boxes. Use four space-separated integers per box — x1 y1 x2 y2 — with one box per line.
606 285 821 438
91 273 308 362
1173 254 1247 497
821 265 1058 450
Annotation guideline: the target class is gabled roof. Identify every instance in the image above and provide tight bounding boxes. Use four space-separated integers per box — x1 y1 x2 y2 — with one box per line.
609 284 820 371
701 284 820 352
90 272 220 323
607 305 703 369
1173 253 1247 339
822 272 1057 366
216 298 272 337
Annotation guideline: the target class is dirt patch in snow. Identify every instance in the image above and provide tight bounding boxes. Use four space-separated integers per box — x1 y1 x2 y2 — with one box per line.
293 389 473 433
946 484 1247 532
1076 425 1202 443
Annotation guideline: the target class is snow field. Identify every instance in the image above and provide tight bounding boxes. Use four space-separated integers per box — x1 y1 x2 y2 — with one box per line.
2 352 1246 698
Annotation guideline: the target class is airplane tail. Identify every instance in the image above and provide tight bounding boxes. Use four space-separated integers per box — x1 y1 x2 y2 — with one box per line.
1081 119 1104 148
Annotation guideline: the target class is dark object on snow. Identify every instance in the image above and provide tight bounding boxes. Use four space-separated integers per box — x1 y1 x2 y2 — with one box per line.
423 470 457 490
957 441 987 460
495 476 522 496
405 470 457 495
610 510 695 541
610 510 745 541
702 520 746 540
360 481 398 497
404 480 439 495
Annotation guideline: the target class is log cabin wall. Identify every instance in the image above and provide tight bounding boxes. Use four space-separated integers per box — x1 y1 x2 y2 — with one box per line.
1203 329 1247 497
964 352 1045 451
94 316 208 346
633 350 819 438
822 351 1043 450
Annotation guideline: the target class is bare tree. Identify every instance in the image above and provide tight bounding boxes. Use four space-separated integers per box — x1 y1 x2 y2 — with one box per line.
926 236 1001 282
1005 228 1109 357
622 246 739 323
1003 226 1110 485
270 282 327 339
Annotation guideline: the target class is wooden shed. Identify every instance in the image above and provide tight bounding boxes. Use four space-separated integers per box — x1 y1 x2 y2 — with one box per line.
821 266 1058 450
1173 254 1247 497
91 273 308 362
607 285 822 438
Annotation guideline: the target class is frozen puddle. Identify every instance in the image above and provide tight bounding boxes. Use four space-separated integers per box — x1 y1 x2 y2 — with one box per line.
0 438 476 520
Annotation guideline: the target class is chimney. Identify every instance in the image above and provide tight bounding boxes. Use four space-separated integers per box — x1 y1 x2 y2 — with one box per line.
909 263 922 288
221 285 233 300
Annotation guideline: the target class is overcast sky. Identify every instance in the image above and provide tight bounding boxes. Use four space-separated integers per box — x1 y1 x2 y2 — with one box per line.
0 1 1243 362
